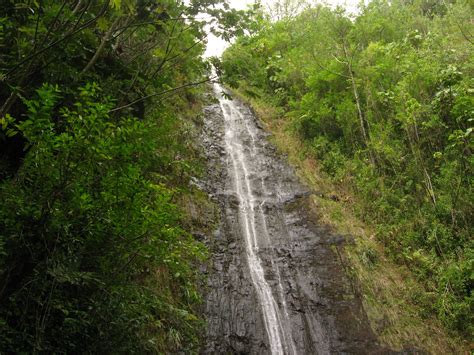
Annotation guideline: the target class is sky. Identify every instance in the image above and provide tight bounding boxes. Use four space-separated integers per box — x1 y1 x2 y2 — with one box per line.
203 0 362 57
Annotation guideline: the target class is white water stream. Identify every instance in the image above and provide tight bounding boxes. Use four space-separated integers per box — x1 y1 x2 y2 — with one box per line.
214 84 295 354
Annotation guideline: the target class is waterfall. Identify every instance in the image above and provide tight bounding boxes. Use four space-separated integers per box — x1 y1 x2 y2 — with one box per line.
214 83 295 354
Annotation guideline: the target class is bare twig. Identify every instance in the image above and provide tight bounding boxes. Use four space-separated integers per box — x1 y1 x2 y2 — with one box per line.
108 77 215 113
6 1 109 77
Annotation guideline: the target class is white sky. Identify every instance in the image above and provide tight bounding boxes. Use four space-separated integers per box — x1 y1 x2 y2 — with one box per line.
203 0 362 57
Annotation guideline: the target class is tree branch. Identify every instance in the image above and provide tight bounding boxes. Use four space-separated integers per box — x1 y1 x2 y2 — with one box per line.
311 51 349 79
109 77 215 113
5 1 109 78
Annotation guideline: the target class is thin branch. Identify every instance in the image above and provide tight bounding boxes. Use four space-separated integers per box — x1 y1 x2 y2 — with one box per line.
442 0 473 45
311 51 349 79
332 53 348 65
32 1 43 51
72 0 83 15
72 0 92 31
109 77 215 113
5 1 109 77
112 16 214 33
39 0 68 49
159 36 206 73
142 14 185 91
81 15 122 74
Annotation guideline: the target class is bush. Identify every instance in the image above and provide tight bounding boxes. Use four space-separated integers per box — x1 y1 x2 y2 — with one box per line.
0 84 205 353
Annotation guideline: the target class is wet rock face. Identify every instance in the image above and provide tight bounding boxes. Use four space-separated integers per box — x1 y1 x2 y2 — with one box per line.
200 85 388 354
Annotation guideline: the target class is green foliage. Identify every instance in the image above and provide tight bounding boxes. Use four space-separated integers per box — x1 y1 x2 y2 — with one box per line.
0 0 241 352
222 0 473 338
0 83 205 353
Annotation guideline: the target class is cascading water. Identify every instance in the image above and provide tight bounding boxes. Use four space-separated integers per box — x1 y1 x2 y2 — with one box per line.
201 83 387 354
215 83 295 354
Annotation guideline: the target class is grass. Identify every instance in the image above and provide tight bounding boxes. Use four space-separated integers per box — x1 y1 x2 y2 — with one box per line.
231 88 470 354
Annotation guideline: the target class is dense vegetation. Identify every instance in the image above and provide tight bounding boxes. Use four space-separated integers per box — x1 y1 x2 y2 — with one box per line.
220 0 473 339
0 0 244 352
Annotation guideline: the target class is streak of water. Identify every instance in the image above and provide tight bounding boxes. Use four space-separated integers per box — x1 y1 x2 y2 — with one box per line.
215 83 290 354
238 103 296 354
204 83 387 355
260 178 298 355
